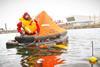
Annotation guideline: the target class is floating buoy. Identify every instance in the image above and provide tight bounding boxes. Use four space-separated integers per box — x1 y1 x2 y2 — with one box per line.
88 56 98 64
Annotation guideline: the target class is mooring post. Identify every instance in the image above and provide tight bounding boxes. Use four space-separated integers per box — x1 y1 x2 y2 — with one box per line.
91 64 93 67
89 41 97 67
91 41 94 67
92 41 94 56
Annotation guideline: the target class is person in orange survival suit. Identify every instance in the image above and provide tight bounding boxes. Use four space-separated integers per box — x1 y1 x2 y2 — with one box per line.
17 12 40 35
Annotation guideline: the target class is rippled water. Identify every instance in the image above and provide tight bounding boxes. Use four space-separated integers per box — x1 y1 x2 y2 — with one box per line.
0 28 100 67
0 33 21 67
60 28 100 67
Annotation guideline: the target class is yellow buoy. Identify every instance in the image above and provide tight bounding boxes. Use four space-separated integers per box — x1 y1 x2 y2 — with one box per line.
88 56 98 64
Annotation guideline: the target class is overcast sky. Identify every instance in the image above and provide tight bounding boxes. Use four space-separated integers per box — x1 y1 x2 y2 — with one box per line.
0 0 100 30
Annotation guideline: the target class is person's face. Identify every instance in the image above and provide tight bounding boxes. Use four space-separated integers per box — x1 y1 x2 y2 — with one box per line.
24 14 31 20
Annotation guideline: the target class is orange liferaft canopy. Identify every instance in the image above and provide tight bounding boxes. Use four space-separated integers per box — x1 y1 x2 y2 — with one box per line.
35 11 67 37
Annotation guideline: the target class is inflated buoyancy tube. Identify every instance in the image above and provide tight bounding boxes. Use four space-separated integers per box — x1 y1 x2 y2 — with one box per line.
15 36 35 43
6 40 18 49
15 36 56 43
15 31 67 43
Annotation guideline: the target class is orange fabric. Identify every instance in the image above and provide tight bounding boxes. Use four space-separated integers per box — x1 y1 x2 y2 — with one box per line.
35 11 66 36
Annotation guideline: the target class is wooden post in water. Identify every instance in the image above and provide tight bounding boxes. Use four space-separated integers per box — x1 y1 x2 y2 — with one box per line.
91 41 94 67
92 41 94 56
89 41 97 67
91 64 93 67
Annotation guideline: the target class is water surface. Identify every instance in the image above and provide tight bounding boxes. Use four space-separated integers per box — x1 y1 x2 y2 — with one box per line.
0 28 100 67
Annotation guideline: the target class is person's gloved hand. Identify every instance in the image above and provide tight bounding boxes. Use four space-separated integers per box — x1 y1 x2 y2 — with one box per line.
20 31 25 36
34 19 38 23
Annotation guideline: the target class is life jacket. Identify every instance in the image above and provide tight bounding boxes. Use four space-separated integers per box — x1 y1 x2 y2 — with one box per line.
19 18 37 34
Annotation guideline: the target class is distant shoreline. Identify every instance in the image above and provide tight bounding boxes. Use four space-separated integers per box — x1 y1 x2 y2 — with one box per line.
0 30 17 34
0 23 100 34
59 23 100 29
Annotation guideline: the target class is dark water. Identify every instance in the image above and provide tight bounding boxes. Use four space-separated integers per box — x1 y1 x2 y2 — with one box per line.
0 28 100 67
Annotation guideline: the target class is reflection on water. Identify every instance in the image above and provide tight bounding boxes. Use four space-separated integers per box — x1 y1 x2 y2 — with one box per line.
0 28 100 67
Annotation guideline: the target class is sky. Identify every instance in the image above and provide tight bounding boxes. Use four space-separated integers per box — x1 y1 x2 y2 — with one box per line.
0 0 100 30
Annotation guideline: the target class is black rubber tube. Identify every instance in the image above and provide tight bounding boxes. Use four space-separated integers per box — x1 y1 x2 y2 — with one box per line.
6 40 18 49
